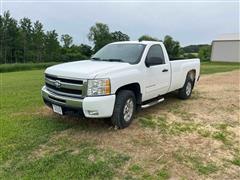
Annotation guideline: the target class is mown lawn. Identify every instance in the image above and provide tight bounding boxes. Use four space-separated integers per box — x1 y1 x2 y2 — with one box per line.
0 70 130 179
0 62 239 179
200 62 239 74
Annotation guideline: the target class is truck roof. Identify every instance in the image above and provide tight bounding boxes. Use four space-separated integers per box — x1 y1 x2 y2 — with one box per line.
111 41 162 45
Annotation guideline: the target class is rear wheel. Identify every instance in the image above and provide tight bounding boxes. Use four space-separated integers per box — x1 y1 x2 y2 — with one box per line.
178 77 193 99
111 90 136 129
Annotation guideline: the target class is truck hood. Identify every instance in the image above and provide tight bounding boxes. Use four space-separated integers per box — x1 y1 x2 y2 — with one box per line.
45 60 131 79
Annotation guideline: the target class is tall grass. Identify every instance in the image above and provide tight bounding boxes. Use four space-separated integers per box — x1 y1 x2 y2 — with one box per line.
0 62 59 73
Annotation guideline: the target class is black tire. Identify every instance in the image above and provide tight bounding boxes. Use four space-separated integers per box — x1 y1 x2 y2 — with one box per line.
178 76 193 100
111 90 136 129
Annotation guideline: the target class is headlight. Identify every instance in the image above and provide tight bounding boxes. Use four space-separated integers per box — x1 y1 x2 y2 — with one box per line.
87 79 111 96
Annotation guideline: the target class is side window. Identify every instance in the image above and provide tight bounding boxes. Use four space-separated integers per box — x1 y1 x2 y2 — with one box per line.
146 45 165 65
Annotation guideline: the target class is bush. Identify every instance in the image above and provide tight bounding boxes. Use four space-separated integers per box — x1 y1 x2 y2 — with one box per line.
183 53 198 59
198 46 211 61
138 35 159 41
60 53 88 62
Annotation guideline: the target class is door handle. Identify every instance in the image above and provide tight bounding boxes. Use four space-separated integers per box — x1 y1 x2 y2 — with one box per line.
162 69 168 72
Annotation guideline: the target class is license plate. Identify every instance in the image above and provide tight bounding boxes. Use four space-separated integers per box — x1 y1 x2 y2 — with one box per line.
52 104 63 115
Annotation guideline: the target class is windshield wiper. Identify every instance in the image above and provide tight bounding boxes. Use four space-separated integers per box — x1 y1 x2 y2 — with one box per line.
91 57 102 60
91 58 127 63
103 59 126 63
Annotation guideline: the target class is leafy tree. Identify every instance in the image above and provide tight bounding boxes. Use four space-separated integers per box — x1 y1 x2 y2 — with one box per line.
1 11 19 63
88 22 112 52
182 44 210 53
32 21 45 62
60 44 91 61
163 35 181 59
198 45 211 61
45 30 60 61
19 17 33 62
0 15 3 63
0 11 93 64
61 34 73 48
111 31 129 42
60 51 87 62
88 23 131 52
182 45 199 53
183 53 198 59
0 11 198 64
78 44 92 57
138 35 159 41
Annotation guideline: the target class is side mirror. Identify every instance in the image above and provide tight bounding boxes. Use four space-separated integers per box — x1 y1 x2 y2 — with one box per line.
145 57 163 67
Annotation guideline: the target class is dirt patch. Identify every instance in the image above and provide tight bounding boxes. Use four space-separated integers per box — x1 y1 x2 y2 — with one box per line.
33 70 240 179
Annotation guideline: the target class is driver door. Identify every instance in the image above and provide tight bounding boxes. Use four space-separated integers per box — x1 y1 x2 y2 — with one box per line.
144 44 171 100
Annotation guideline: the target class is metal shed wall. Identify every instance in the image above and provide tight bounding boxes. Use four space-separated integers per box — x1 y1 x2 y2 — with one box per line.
211 40 240 62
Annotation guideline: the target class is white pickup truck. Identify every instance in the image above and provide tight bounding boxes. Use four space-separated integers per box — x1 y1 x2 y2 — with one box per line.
42 41 200 128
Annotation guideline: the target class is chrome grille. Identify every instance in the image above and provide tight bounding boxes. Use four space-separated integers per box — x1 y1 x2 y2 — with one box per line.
45 74 87 98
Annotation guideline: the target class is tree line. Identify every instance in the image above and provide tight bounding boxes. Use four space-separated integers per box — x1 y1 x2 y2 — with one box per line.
0 11 93 64
0 11 211 64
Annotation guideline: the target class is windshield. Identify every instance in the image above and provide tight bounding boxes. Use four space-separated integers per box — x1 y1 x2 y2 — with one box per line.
92 43 146 64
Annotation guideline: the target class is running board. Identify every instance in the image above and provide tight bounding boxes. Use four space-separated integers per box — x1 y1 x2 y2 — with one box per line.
141 97 164 109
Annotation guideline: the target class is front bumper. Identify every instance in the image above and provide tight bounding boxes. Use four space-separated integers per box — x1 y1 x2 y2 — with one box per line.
41 86 116 118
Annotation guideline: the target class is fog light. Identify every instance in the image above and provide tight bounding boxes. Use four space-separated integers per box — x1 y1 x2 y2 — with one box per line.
88 110 99 115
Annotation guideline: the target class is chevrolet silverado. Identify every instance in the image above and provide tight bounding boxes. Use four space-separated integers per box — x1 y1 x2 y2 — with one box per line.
42 41 200 128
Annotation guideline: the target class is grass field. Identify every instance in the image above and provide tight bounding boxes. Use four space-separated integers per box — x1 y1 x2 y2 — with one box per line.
1 70 131 179
200 62 239 74
0 63 239 179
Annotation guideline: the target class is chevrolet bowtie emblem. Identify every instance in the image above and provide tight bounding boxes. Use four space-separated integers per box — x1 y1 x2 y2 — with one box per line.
54 80 61 88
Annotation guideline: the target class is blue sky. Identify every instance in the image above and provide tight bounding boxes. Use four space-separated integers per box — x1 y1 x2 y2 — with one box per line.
2 0 239 46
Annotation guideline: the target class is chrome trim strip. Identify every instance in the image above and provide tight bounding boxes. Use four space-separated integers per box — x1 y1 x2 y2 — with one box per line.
42 86 83 108
45 77 84 90
45 74 88 97
141 98 164 109
46 87 84 98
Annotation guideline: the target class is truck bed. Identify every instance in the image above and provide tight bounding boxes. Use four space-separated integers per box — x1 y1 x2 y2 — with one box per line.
169 58 200 92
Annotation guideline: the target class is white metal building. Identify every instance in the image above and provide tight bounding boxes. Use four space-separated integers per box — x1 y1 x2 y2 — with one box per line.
211 33 240 62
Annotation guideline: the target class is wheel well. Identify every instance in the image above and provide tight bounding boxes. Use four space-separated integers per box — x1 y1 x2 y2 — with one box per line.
116 83 142 105
187 69 196 81
187 69 196 87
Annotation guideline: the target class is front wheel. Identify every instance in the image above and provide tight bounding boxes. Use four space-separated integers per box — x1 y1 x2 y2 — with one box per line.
178 77 193 99
111 90 136 129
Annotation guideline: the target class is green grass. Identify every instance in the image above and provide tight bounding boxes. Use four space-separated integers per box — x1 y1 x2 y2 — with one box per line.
1 61 239 178
127 164 170 179
232 155 240 167
2 144 130 179
139 115 168 133
201 62 240 74
0 62 59 73
139 115 198 135
129 164 142 173
211 124 234 146
157 168 170 180
212 131 228 142
197 128 211 138
174 150 218 175
0 70 130 179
